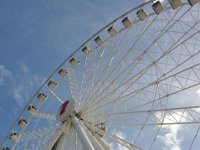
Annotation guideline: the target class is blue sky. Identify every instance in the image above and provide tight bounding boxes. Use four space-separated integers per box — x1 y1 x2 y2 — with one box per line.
0 0 144 144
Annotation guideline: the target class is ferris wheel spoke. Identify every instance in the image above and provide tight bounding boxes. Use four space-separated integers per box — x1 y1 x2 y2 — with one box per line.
81 3 192 109
107 122 200 128
48 89 63 104
68 69 81 106
20 100 60 149
81 32 139 109
82 9 200 112
32 112 56 121
81 19 159 108
111 87 192 119
80 43 109 106
81 19 150 103
91 105 200 120
85 34 200 114
79 56 90 110
134 83 162 144
93 106 200 127
84 121 142 150
83 60 200 115
80 30 129 109
189 125 200 150
87 26 200 111
3 1 200 150
20 125 58 149
105 132 142 150
81 26 143 108
96 107 200 128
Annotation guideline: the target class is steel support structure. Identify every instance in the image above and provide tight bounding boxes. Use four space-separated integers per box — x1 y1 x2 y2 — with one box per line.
71 115 95 150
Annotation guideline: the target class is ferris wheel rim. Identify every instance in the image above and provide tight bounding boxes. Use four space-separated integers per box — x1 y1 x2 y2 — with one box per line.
1 0 200 149
0 0 156 146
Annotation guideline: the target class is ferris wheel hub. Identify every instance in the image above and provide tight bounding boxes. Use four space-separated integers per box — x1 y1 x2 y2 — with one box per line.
56 98 76 123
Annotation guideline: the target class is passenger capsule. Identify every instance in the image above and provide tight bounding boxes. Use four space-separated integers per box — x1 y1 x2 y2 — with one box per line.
169 0 182 9
27 105 37 115
188 0 199 6
48 80 58 90
152 1 164 14
70 57 80 66
136 9 148 21
94 36 104 46
9 132 20 142
107 26 117 36
82 46 91 56
58 68 68 78
37 92 48 102
95 123 106 137
121 17 132 28
18 118 28 129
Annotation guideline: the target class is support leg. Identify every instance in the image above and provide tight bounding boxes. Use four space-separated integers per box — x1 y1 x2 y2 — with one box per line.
71 116 95 150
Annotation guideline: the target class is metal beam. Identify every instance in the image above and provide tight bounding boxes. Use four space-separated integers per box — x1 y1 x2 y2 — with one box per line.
71 115 95 150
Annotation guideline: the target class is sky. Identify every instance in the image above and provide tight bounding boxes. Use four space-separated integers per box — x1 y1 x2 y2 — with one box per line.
2 0 200 150
0 0 145 144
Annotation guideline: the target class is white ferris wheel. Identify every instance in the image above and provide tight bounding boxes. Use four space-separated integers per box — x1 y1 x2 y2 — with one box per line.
1 0 200 149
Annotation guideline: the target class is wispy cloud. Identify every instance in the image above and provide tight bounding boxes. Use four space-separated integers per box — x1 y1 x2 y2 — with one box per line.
160 125 181 150
0 64 12 86
21 63 29 73
12 74 46 108
12 63 46 109
196 89 200 98
158 113 184 150
109 131 129 150
13 83 32 107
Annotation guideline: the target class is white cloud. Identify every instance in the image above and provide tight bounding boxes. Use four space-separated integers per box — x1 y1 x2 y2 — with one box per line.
0 64 12 86
160 125 181 150
21 63 29 73
33 75 46 86
109 131 129 150
13 86 27 107
12 74 45 108
157 113 185 150
196 89 200 98
12 81 33 107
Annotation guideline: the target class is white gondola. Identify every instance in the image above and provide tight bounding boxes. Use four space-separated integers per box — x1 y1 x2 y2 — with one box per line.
188 0 199 6
27 105 37 115
121 17 132 28
9 132 20 142
95 123 106 137
107 26 117 36
48 80 58 90
37 92 48 102
82 46 91 56
136 9 148 21
18 118 28 129
94 36 104 46
70 57 80 66
1 146 11 150
169 0 182 9
58 68 68 78
152 1 164 14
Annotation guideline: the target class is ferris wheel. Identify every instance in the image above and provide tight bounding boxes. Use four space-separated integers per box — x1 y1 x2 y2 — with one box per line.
2 0 200 149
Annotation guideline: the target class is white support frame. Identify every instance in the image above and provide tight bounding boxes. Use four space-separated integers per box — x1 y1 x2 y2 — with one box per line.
71 115 95 150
